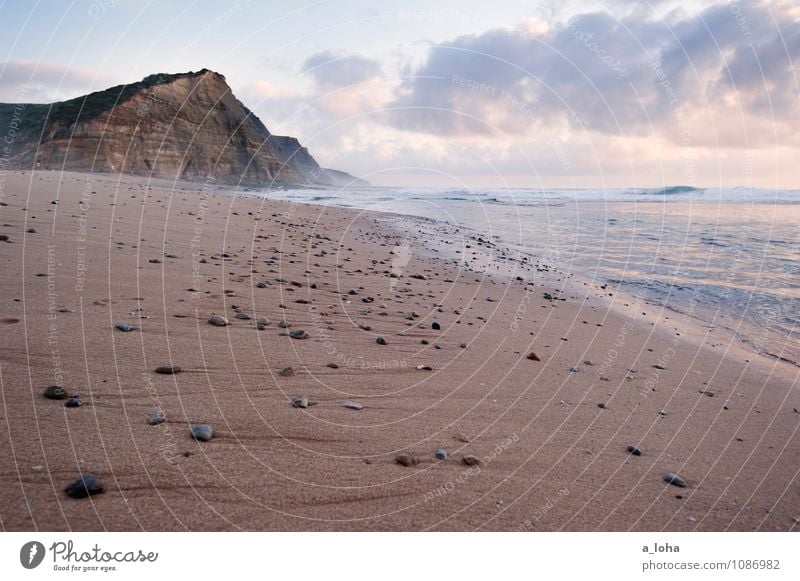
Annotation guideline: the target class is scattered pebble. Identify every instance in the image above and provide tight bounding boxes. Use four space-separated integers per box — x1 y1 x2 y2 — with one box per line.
155 365 181 375
597 402 607 409
395 453 418 467
526 352 541 361
326 362 339 369
65 397 84 408
289 329 309 339
43 385 68 400
291 395 309 408
432 322 441 330
462 455 481 466
207 315 228 326
435 448 448 460
114 322 134 332
256 317 269 330
148 411 166 425
279 367 295 377
342 401 363 410
455 433 470 443
663 472 687 487
376 336 387 345
191 424 215 441
64 473 104 499
653 363 666 370
627 445 642 456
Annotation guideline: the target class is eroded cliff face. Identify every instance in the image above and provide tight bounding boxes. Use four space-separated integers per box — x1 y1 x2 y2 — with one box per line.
2 70 357 186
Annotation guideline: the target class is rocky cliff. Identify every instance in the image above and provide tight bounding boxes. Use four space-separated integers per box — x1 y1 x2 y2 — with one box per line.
0 69 365 186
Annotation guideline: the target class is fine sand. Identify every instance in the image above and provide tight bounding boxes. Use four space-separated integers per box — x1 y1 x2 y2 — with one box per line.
0 170 798 531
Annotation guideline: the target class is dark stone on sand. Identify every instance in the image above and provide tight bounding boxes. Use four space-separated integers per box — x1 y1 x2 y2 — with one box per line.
342 401 363 410
191 424 214 441
376 337 387 345
207 315 228 326
526 352 541 361
462 455 481 466
114 322 134 332
289 329 309 339
627 445 641 456
64 473 104 499
432 322 441 330
663 472 687 487
395 453 418 467
148 411 166 425
291 395 309 408
43 385 68 400
234 312 251 320
155 365 181 375
653 363 666 370
327 362 339 369
597 403 607 409
279 367 295 377
65 397 84 408
435 448 447 460
0 235 9 242
420 339 429 345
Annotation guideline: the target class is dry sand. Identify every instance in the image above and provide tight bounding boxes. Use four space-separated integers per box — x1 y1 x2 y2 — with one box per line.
0 170 798 531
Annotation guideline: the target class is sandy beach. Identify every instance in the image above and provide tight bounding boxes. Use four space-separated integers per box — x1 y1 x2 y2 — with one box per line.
0 170 798 532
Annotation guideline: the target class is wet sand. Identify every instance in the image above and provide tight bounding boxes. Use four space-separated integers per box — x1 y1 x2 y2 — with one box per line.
0 170 798 531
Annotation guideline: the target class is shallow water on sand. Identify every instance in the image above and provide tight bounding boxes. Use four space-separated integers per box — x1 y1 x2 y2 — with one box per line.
257 186 800 365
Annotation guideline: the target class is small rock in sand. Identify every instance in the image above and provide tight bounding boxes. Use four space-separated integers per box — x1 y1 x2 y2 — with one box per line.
627 445 642 456
526 352 541 361
64 473 104 499
376 336 387 345
148 411 166 425
663 473 687 487
435 448 448 460
653 363 666 370
291 395 309 408
455 433 470 443
43 385 68 400
114 322 134 332
256 317 269 330
191 424 215 441
395 453 419 467
342 401 363 410
208 315 228 326
289 329 309 339
65 397 84 408
155 365 181 375
279 367 295 377
462 455 481 466
326 362 339 369
235 312 251 320
432 322 441 330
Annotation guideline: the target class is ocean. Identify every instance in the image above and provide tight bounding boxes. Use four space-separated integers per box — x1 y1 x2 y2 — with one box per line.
255 185 800 367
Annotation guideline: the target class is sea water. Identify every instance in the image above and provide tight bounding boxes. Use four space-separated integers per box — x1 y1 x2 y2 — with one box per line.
258 185 800 366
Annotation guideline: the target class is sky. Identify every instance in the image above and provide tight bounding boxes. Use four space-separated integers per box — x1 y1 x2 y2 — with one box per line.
1 0 798 188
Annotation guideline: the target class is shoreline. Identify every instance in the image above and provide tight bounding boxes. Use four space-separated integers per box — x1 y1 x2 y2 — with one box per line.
0 170 797 531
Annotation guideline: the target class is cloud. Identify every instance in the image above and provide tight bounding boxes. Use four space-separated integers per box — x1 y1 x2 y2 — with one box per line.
0 61 110 103
302 50 382 90
383 0 800 147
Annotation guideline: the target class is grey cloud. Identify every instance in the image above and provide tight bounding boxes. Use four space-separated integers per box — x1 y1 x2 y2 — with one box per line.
384 1 800 144
302 50 382 90
0 61 107 102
